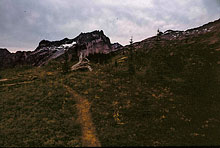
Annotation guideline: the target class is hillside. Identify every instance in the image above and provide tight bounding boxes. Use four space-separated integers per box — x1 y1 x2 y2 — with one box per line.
0 18 220 147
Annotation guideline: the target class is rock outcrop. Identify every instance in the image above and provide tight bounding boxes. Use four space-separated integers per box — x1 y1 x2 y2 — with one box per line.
74 30 113 57
0 48 11 68
111 43 123 51
0 48 31 68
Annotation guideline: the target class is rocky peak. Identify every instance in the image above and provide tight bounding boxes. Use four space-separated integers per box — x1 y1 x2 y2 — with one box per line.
0 48 10 56
111 43 123 51
74 30 111 45
73 30 114 57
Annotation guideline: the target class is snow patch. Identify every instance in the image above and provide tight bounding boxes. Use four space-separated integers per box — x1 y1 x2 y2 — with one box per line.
62 41 76 48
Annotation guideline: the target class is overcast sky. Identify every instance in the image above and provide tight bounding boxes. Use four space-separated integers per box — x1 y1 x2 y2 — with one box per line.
0 0 220 52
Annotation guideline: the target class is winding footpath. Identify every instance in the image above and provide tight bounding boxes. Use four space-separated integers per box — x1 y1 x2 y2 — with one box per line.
63 85 101 147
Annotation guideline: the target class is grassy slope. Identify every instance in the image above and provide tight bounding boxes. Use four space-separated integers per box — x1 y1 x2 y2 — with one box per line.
0 23 220 146
0 65 82 147
64 27 220 146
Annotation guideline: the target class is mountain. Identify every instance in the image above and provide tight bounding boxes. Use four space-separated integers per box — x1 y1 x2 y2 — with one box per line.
0 30 123 68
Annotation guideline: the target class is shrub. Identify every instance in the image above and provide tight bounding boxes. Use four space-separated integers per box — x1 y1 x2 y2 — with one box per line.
62 51 70 74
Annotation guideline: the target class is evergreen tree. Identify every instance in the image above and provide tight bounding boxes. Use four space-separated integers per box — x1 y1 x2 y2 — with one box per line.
62 51 70 74
115 60 118 68
157 28 163 36
128 37 135 75
157 28 163 41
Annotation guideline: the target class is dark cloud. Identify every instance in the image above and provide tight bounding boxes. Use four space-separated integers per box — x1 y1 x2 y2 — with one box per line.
0 0 219 52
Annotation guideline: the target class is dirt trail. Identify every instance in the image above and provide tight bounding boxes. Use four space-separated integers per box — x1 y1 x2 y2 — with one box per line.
64 85 101 147
0 79 8 82
0 81 34 87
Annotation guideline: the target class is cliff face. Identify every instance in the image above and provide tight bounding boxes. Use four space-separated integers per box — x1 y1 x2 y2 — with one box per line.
0 30 122 68
0 48 11 68
73 30 113 57
0 48 31 68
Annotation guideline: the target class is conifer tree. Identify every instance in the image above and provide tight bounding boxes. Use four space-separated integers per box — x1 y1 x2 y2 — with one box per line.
115 60 118 68
128 36 135 75
62 51 69 74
